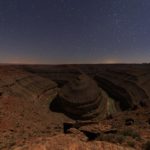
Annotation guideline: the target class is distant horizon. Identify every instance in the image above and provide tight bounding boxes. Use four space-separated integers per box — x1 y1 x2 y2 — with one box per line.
0 57 149 65
0 62 149 65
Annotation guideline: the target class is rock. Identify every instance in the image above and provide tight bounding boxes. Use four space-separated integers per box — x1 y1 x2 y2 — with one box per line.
67 128 87 141
125 118 134 126
147 118 150 125
103 128 117 134
67 128 82 134
63 122 75 133
63 121 98 133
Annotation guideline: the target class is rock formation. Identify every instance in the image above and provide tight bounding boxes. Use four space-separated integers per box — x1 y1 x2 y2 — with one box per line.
59 74 101 120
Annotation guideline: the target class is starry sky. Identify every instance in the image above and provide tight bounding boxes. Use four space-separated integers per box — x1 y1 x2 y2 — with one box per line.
0 0 150 64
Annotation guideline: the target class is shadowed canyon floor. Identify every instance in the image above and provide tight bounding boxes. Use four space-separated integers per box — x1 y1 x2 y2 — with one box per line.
0 64 150 150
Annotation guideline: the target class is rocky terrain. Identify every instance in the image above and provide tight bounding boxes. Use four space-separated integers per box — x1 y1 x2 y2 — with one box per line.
0 64 150 150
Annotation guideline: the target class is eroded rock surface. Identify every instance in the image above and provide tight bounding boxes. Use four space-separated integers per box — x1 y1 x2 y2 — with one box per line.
12 134 135 150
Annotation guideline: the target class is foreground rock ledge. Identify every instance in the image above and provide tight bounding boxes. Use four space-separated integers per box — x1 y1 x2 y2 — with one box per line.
13 134 134 150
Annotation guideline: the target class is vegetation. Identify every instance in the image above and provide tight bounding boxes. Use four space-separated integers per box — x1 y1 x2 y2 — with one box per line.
127 141 135 147
97 133 125 144
120 128 141 140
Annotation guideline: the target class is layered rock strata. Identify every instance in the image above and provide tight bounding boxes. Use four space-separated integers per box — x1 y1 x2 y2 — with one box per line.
59 74 101 120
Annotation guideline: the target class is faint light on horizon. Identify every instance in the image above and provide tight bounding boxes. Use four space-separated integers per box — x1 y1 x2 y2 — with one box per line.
93 58 121 64
102 59 120 64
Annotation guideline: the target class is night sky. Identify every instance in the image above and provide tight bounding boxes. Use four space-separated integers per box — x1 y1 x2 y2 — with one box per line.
0 0 150 64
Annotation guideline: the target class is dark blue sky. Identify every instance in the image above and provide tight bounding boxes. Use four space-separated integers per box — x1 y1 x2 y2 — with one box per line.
0 0 150 64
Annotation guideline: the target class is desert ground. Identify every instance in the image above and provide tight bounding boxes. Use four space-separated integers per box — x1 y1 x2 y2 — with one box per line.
0 64 150 150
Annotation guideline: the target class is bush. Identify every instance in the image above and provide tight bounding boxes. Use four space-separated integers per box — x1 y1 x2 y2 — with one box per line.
97 133 115 143
97 133 125 144
115 135 125 144
121 128 141 139
127 141 135 147
142 141 150 150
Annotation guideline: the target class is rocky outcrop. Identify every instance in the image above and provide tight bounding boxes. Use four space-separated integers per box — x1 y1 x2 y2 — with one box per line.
58 74 101 120
94 76 133 110
55 73 118 120
94 73 149 111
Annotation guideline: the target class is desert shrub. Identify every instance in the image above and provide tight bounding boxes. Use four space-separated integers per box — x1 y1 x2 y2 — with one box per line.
142 141 150 150
127 141 135 147
125 118 134 126
121 128 141 140
115 135 125 144
97 133 125 144
97 133 115 143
